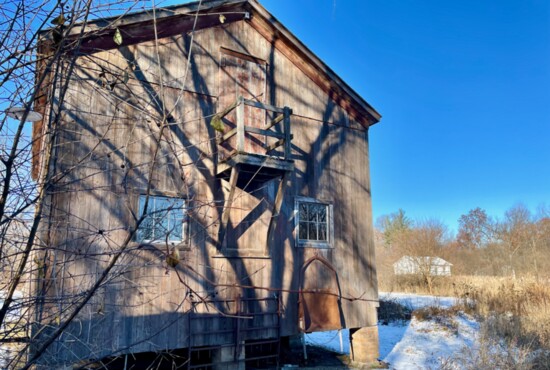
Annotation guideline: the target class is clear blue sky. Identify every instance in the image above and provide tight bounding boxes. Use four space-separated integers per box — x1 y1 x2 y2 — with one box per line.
258 0 550 231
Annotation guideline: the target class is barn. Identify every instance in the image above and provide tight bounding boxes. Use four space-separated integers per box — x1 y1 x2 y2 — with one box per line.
30 0 382 368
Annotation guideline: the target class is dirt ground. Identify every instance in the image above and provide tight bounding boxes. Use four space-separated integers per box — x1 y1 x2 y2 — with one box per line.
280 344 350 368
279 344 387 369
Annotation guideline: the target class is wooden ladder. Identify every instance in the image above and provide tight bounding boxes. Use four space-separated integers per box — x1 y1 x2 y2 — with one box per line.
187 295 282 369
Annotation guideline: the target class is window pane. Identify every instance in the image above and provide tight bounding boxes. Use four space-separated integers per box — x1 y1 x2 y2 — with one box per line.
169 219 183 241
299 203 308 220
137 195 185 243
138 215 154 241
318 205 327 222
158 214 170 241
168 204 184 241
308 222 317 241
307 204 317 222
156 197 170 217
139 195 149 215
299 222 308 240
319 223 327 241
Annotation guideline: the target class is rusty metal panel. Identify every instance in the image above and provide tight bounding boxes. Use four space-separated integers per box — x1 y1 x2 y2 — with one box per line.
299 256 344 333
300 290 342 332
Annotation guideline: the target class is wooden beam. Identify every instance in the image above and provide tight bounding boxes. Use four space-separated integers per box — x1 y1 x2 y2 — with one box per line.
243 99 284 113
236 96 245 152
225 153 294 172
265 172 289 256
264 138 284 153
266 113 284 131
217 99 239 119
283 107 292 160
60 2 248 55
216 128 237 145
218 166 240 249
265 134 293 154
244 126 285 139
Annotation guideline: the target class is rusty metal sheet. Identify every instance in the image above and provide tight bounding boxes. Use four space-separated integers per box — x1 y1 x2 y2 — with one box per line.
300 290 342 332
299 255 344 333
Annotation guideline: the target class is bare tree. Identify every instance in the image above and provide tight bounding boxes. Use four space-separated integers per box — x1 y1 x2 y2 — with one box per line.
457 207 495 250
0 1 203 367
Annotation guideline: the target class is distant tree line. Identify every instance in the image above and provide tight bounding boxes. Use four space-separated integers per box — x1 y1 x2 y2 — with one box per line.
375 204 550 284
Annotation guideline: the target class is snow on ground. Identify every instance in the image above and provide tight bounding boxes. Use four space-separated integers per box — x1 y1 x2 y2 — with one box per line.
305 292 480 369
379 291 459 310
305 328 350 354
382 311 479 369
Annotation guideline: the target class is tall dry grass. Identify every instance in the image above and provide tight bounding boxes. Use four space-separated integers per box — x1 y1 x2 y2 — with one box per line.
452 276 550 351
382 274 550 368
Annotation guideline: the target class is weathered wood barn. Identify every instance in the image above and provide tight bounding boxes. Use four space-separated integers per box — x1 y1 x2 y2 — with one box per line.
31 0 381 367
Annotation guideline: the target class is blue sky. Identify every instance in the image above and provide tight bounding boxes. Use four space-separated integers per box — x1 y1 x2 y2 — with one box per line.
258 0 550 231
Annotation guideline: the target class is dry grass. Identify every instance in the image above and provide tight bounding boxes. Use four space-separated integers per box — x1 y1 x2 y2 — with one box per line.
412 305 460 335
383 274 550 369
379 274 456 296
451 276 550 351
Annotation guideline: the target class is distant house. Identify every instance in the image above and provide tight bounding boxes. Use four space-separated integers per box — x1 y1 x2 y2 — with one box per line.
393 256 452 276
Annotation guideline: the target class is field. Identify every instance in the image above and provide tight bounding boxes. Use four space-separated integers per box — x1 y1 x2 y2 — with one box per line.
304 275 550 369
391 276 550 369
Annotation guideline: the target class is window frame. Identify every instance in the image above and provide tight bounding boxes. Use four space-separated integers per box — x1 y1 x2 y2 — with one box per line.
294 196 333 249
136 194 188 246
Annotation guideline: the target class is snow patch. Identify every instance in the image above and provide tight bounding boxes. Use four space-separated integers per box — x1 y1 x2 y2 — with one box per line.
305 292 480 370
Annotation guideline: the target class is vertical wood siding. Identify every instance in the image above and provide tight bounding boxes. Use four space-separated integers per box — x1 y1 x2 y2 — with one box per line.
38 19 378 362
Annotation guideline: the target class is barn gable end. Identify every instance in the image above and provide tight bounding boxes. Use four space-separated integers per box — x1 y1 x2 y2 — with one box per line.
30 1 382 367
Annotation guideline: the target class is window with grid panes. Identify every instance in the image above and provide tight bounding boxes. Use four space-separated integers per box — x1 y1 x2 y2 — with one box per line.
297 201 331 244
136 195 186 244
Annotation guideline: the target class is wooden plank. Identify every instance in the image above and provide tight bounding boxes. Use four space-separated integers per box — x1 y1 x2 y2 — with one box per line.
220 47 267 65
236 96 245 152
264 137 285 153
265 172 289 256
283 107 292 160
218 166 240 248
243 126 285 139
265 113 284 131
227 153 294 172
216 127 237 145
243 99 284 113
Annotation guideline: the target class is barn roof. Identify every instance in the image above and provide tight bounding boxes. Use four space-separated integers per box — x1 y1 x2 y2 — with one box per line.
49 0 381 127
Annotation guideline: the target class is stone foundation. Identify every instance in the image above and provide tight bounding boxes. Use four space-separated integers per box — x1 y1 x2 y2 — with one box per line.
349 325 379 364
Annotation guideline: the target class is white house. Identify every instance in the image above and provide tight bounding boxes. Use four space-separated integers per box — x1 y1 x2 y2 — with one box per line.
393 256 452 276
